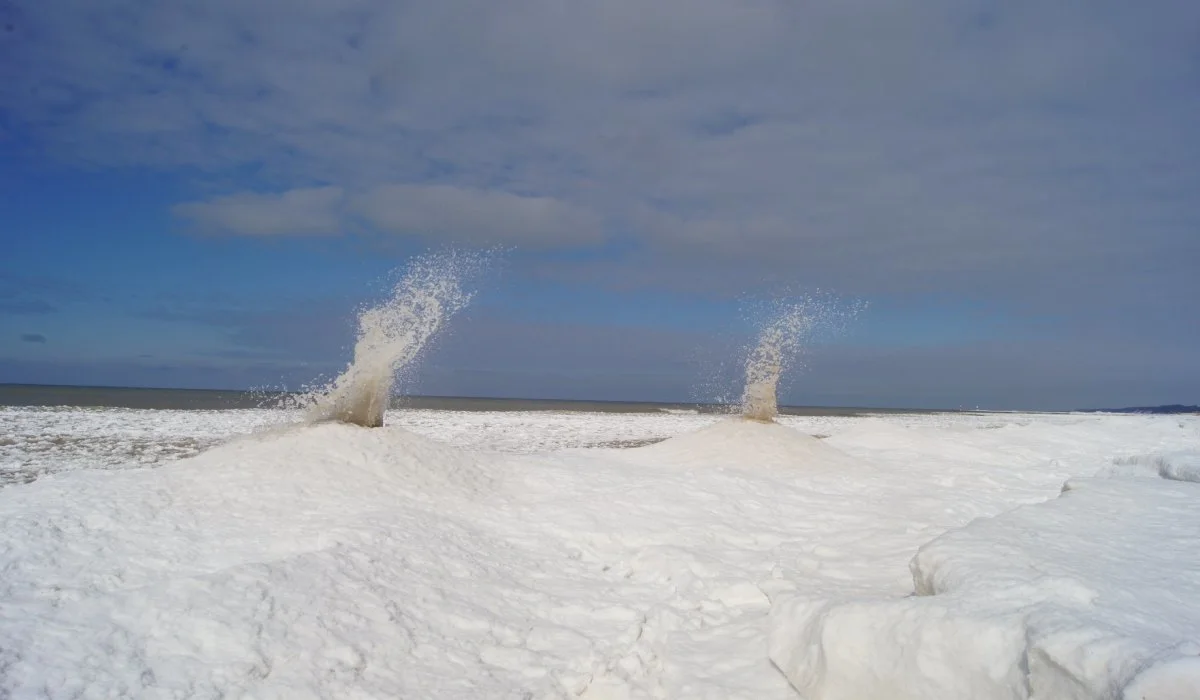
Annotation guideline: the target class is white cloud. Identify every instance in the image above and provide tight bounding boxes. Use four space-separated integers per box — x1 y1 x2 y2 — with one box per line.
173 187 345 236
3 0 1199 303
351 185 602 247
172 184 602 247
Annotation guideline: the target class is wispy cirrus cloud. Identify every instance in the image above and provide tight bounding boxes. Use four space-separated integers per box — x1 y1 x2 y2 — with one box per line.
0 300 57 315
0 272 87 316
351 184 603 248
173 187 346 236
173 184 604 247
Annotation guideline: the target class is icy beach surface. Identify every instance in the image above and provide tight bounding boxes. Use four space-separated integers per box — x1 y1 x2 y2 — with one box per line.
769 472 1200 700
1 407 1197 698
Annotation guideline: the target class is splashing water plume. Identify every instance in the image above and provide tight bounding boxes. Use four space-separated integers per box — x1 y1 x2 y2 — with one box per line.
741 298 858 422
306 252 483 427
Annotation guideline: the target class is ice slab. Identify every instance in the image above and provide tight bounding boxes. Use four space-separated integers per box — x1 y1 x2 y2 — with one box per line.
770 476 1200 700
1096 450 1200 484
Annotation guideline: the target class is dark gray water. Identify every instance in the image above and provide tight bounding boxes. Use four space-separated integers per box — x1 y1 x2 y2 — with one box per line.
0 384 276 410
0 383 938 416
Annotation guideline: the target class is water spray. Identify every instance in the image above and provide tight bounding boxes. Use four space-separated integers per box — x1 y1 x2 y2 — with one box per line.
305 251 485 428
740 296 861 422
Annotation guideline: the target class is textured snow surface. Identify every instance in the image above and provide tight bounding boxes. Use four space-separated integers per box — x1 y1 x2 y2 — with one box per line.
769 476 1200 700
1 406 727 486
1097 450 1200 484
1 408 1197 698
0 407 289 485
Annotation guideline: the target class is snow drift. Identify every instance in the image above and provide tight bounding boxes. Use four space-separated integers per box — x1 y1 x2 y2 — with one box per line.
769 475 1200 700
2 409 1197 699
1096 450 1200 483
622 417 863 471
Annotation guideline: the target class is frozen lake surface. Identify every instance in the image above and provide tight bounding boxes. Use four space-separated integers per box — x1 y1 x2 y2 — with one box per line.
1 406 1197 698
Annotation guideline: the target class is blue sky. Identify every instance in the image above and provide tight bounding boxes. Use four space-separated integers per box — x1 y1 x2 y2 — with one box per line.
2 0 1198 409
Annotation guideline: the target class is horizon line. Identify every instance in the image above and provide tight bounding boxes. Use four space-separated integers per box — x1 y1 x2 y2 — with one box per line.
1 381 1176 414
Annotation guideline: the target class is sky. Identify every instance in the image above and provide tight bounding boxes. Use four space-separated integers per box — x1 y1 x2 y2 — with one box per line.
1 0 1198 410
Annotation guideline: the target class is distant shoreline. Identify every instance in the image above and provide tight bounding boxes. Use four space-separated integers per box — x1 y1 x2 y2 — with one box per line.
3 383 1188 415
1 382 959 415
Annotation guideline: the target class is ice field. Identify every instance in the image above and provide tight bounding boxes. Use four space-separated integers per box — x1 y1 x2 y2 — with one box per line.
2 405 1198 699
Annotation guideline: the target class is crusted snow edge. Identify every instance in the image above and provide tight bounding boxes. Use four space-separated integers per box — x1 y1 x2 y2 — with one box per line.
768 477 1200 700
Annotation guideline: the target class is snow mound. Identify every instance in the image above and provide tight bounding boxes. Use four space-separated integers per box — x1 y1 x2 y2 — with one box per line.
769 477 1200 700
3 410 1196 698
1096 450 1200 483
187 421 500 497
0 425 532 699
624 417 861 470
0 424 500 598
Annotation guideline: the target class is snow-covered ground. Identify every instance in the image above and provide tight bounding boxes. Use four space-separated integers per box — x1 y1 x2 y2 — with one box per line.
1 407 1197 698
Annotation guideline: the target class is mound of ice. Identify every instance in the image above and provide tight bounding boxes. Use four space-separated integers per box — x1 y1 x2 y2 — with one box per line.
0 424 498 595
769 477 1200 700
624 417 861 471
0 423 500 596
190 422 499 496
0 426 533 699
3 410 1196 698
1096 450 1200 483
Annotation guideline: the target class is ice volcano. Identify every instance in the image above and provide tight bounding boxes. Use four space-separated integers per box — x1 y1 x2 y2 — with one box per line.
622 298 862 470
304 251 483 427
627 417 861 471
740 299 849 422
741 309 808 423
